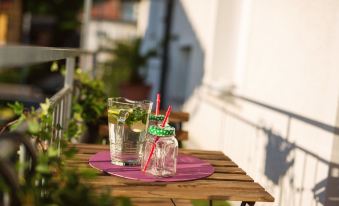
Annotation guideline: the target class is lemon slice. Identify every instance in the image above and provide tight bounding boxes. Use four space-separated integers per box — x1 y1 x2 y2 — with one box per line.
108 108 132 123
130 121 145 132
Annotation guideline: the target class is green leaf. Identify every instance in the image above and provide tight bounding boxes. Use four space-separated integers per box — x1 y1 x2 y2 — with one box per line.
9 115 26 131
8 101 24 115
27 118 40 134
40 99 51 116
51 61 59 72
48 147 59 158
63 147 78 158
78 168 97 179
115 196 133 206
36 164 50 174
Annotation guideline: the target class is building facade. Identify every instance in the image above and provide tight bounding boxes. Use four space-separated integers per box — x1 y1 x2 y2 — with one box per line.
87 0 150 52
142 0 339 205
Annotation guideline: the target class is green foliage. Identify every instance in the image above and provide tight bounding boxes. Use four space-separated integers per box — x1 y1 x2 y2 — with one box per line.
0 178 8 193
63 112 85 141
3 100 129 205
50 62 106 137
0 69 24 83
7 100 54 144
0 60 132 205
108 38 147 83
191 200 230 206
8 101 24 115
20 145 120 206
0 106 16 126
73 69 107 125
101 38 156 96
24 0 83 31
125 107 148 126
101 63 131 97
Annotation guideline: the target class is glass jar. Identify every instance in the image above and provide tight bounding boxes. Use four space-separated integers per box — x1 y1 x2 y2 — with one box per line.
141 125 178 177
148 114 165 126
139 114 165 160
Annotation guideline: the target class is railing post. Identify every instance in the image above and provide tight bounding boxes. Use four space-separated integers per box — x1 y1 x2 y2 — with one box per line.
52 57 75 155
64 57 75 124
65 57 75 90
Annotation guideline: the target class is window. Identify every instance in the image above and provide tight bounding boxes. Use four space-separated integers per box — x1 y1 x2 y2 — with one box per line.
121 0 138 22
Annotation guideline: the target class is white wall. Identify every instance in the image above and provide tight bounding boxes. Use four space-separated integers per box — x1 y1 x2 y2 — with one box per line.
136 0 151 36
180 0 339 206
143 0 339 204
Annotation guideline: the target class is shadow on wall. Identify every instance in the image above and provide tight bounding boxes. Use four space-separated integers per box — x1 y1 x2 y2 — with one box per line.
313 162 339 206
230 110 338 205
263 127 339 206
203 90 339 206
313 177 327 205
164 0 205 109
264 128 295 185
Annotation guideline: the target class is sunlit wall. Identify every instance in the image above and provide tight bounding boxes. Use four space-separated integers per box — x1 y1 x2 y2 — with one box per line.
142 0 339 205
179 0 339 206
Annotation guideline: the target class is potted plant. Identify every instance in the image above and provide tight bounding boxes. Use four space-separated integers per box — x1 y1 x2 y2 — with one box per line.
72 69 107 143
103 38 155 101
51 63 107 143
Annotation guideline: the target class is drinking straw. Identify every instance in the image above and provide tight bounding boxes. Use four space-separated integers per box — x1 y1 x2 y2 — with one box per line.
155 93 160 115
143 105 172 172
161 105 171 127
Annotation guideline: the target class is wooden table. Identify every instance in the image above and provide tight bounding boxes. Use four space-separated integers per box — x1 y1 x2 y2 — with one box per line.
68 144 274 206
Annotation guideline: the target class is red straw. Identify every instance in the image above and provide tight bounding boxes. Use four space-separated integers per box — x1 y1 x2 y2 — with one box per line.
143 105 172 172
142 141 158 172
155 93 160 115
161 105 171 127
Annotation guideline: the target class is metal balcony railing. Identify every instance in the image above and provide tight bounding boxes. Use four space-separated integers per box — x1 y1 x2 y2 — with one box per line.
0 45 94 205
0 45 94 140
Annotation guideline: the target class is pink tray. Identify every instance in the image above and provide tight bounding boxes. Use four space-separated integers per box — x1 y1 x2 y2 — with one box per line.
89 151 214 182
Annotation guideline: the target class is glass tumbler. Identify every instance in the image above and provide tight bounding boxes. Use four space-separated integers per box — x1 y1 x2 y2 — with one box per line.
141 125 178 177
107 97 152 166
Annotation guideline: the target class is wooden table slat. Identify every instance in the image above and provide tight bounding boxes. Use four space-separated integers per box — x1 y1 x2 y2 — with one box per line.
176 130 188 141
107 187 273 202
67 144 274 203
206 173 253 182
162 111 189 123
85 176 264 189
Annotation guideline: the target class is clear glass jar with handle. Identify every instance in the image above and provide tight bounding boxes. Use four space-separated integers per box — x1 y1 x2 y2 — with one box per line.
107 97 152 166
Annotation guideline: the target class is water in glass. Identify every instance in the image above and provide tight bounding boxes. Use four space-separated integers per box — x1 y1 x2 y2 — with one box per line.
107 97 152 166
